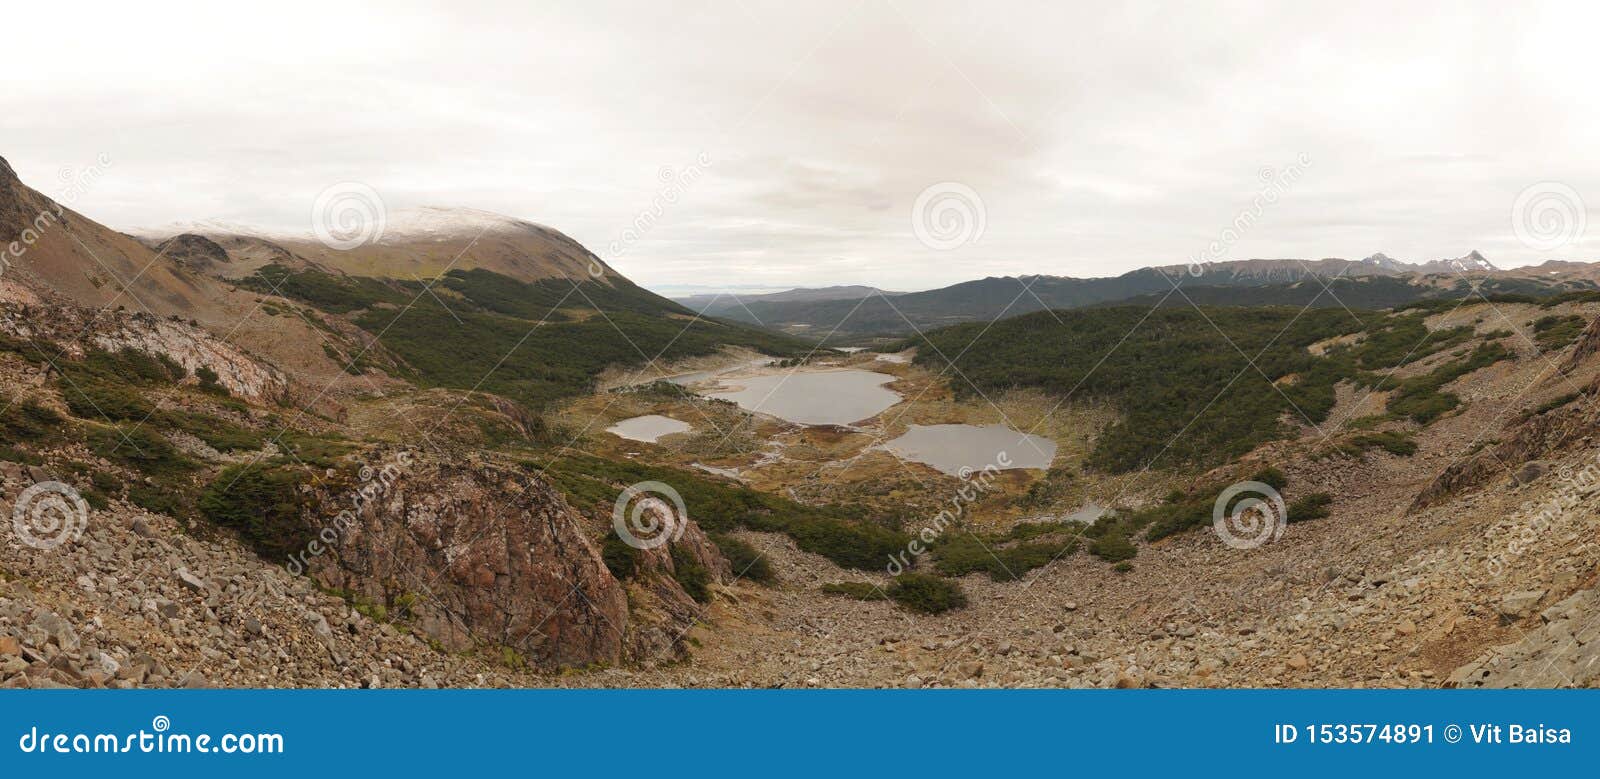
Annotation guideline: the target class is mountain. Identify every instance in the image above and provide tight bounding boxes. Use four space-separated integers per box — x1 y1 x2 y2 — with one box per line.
5 155 804 411
1 155 229 319
716 254 1589 342
0 153 810 678
1360 252 1408 271
0 155 348 390
1413 249 1499 274
676 285 904 315
134 206 622 286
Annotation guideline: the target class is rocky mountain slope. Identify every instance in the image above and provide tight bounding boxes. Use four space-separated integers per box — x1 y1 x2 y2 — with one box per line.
0 296 736 684
0 153 756 687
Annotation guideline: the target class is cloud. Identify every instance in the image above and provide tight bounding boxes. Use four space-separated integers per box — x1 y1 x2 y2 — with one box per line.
3 0 1597 291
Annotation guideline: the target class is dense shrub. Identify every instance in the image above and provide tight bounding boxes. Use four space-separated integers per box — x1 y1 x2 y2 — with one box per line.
931 531 1077 581
1532 314 1586 351
669 544 712 603
601 533 640 580
711 533 775 584
128 483 188 518
0 398 63 442
537 454 909 572
1376 342 1513 423
87 425 197 479
195 366 230 396
1348 431 1417 457
56 348 183 421
1287 492 1334 523
886 573 967 614
197 463 315 560
1089 531 1137 562
159 410 264 452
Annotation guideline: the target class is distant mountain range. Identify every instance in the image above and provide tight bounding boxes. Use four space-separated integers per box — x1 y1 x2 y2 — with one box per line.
675 285 904 316
700 253 1600 342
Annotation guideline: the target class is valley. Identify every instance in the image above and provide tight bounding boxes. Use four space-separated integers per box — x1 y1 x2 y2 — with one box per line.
2 153 1599 690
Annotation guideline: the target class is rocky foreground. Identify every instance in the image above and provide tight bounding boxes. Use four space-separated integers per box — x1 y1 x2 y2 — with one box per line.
1 459 527 689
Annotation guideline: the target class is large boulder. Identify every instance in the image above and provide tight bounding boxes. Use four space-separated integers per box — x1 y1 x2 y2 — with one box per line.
303 453 629 669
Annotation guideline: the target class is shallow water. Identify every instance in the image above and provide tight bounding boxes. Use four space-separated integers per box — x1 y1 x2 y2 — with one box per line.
1061 502 1109 524
665 357 776 387
606 414 691 442
879 423 1057 475
706 369 901 426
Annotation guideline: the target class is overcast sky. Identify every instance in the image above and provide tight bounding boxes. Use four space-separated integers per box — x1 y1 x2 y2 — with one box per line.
4 0 1597 292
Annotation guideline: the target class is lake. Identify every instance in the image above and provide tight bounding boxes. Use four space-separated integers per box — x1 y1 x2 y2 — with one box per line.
706 368 901 426
879 423 1057 475
606 414 691 442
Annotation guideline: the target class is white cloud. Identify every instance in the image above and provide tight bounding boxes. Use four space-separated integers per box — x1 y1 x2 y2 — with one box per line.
4 0 1597 291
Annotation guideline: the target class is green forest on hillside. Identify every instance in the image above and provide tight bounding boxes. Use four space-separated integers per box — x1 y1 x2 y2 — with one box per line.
904 305 1516 472
241 265 807 408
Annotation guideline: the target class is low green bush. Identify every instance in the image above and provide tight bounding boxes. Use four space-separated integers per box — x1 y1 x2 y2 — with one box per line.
601 533 640 580
1355 431 1417 456
197 463 315 560
931 532 1077 581
1532 314 1586 350
1089 531 1137 562
711 533 774 584
886 573 967 614
0 398 63 443
159 410 264 452
87 424 197 479
669 543 712 603
1287 492 1334 523
195 366 230 396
